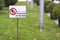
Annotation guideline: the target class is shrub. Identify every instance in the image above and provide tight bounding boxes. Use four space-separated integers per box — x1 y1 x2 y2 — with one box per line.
52 4 60 18
44 1 51 13
0 0 4 10
52 4 60 27
10 0 17 5
4 0 17 7
33 0 39 5
47 2 55 13
47 2 57 19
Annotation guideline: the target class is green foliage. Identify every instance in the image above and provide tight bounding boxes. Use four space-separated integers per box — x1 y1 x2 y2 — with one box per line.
45 1 60 19
47 2 56 13
52 4 60 18
44 1 51 12
0 0 4 10
33 0 39 5
10 0 17 5
4 0 17 7
46 2 57 19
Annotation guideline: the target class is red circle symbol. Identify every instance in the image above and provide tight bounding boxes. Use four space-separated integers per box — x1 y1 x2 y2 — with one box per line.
9 8 17 15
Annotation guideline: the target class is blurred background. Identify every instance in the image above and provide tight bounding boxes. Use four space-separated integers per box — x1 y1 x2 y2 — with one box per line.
0 0 60 40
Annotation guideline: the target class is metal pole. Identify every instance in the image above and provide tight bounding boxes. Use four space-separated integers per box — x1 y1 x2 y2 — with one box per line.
16 18 18 40
30 0 33 11
27 0 29 3
39 0 44 29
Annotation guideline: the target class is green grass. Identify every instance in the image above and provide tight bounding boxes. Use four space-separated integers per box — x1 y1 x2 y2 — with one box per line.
0 2 60 40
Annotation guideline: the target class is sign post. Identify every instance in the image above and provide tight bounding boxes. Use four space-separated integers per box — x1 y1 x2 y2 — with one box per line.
16 18 18 40
39 0 44 29
30 0 33 11
9 6 26 40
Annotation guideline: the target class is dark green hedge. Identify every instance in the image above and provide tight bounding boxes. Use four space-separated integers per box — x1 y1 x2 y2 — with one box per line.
4 0 17 7
44 1 51 13
33 0 39 5
47 2 57 19
52 4 60 18
0 0 4 10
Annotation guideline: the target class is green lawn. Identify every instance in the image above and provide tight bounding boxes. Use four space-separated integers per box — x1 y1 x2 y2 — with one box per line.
0 2 60 40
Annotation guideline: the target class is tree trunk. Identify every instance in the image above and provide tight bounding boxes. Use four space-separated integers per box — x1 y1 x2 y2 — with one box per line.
58 18 60 27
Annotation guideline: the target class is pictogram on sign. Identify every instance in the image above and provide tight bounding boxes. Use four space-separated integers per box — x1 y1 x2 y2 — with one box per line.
9 8 17 15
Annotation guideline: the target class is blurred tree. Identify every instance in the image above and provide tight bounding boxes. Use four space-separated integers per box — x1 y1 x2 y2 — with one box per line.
10 0 17 5
44 1 51 13
52 4 60 27
0 0 4 10
47 2 57 19
4 0 17 7
33 0 39 5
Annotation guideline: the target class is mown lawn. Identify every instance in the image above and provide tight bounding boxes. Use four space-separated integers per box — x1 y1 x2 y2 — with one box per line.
0 2 60 40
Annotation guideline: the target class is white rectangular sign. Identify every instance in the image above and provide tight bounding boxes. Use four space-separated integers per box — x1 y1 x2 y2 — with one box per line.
9 6 26 18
